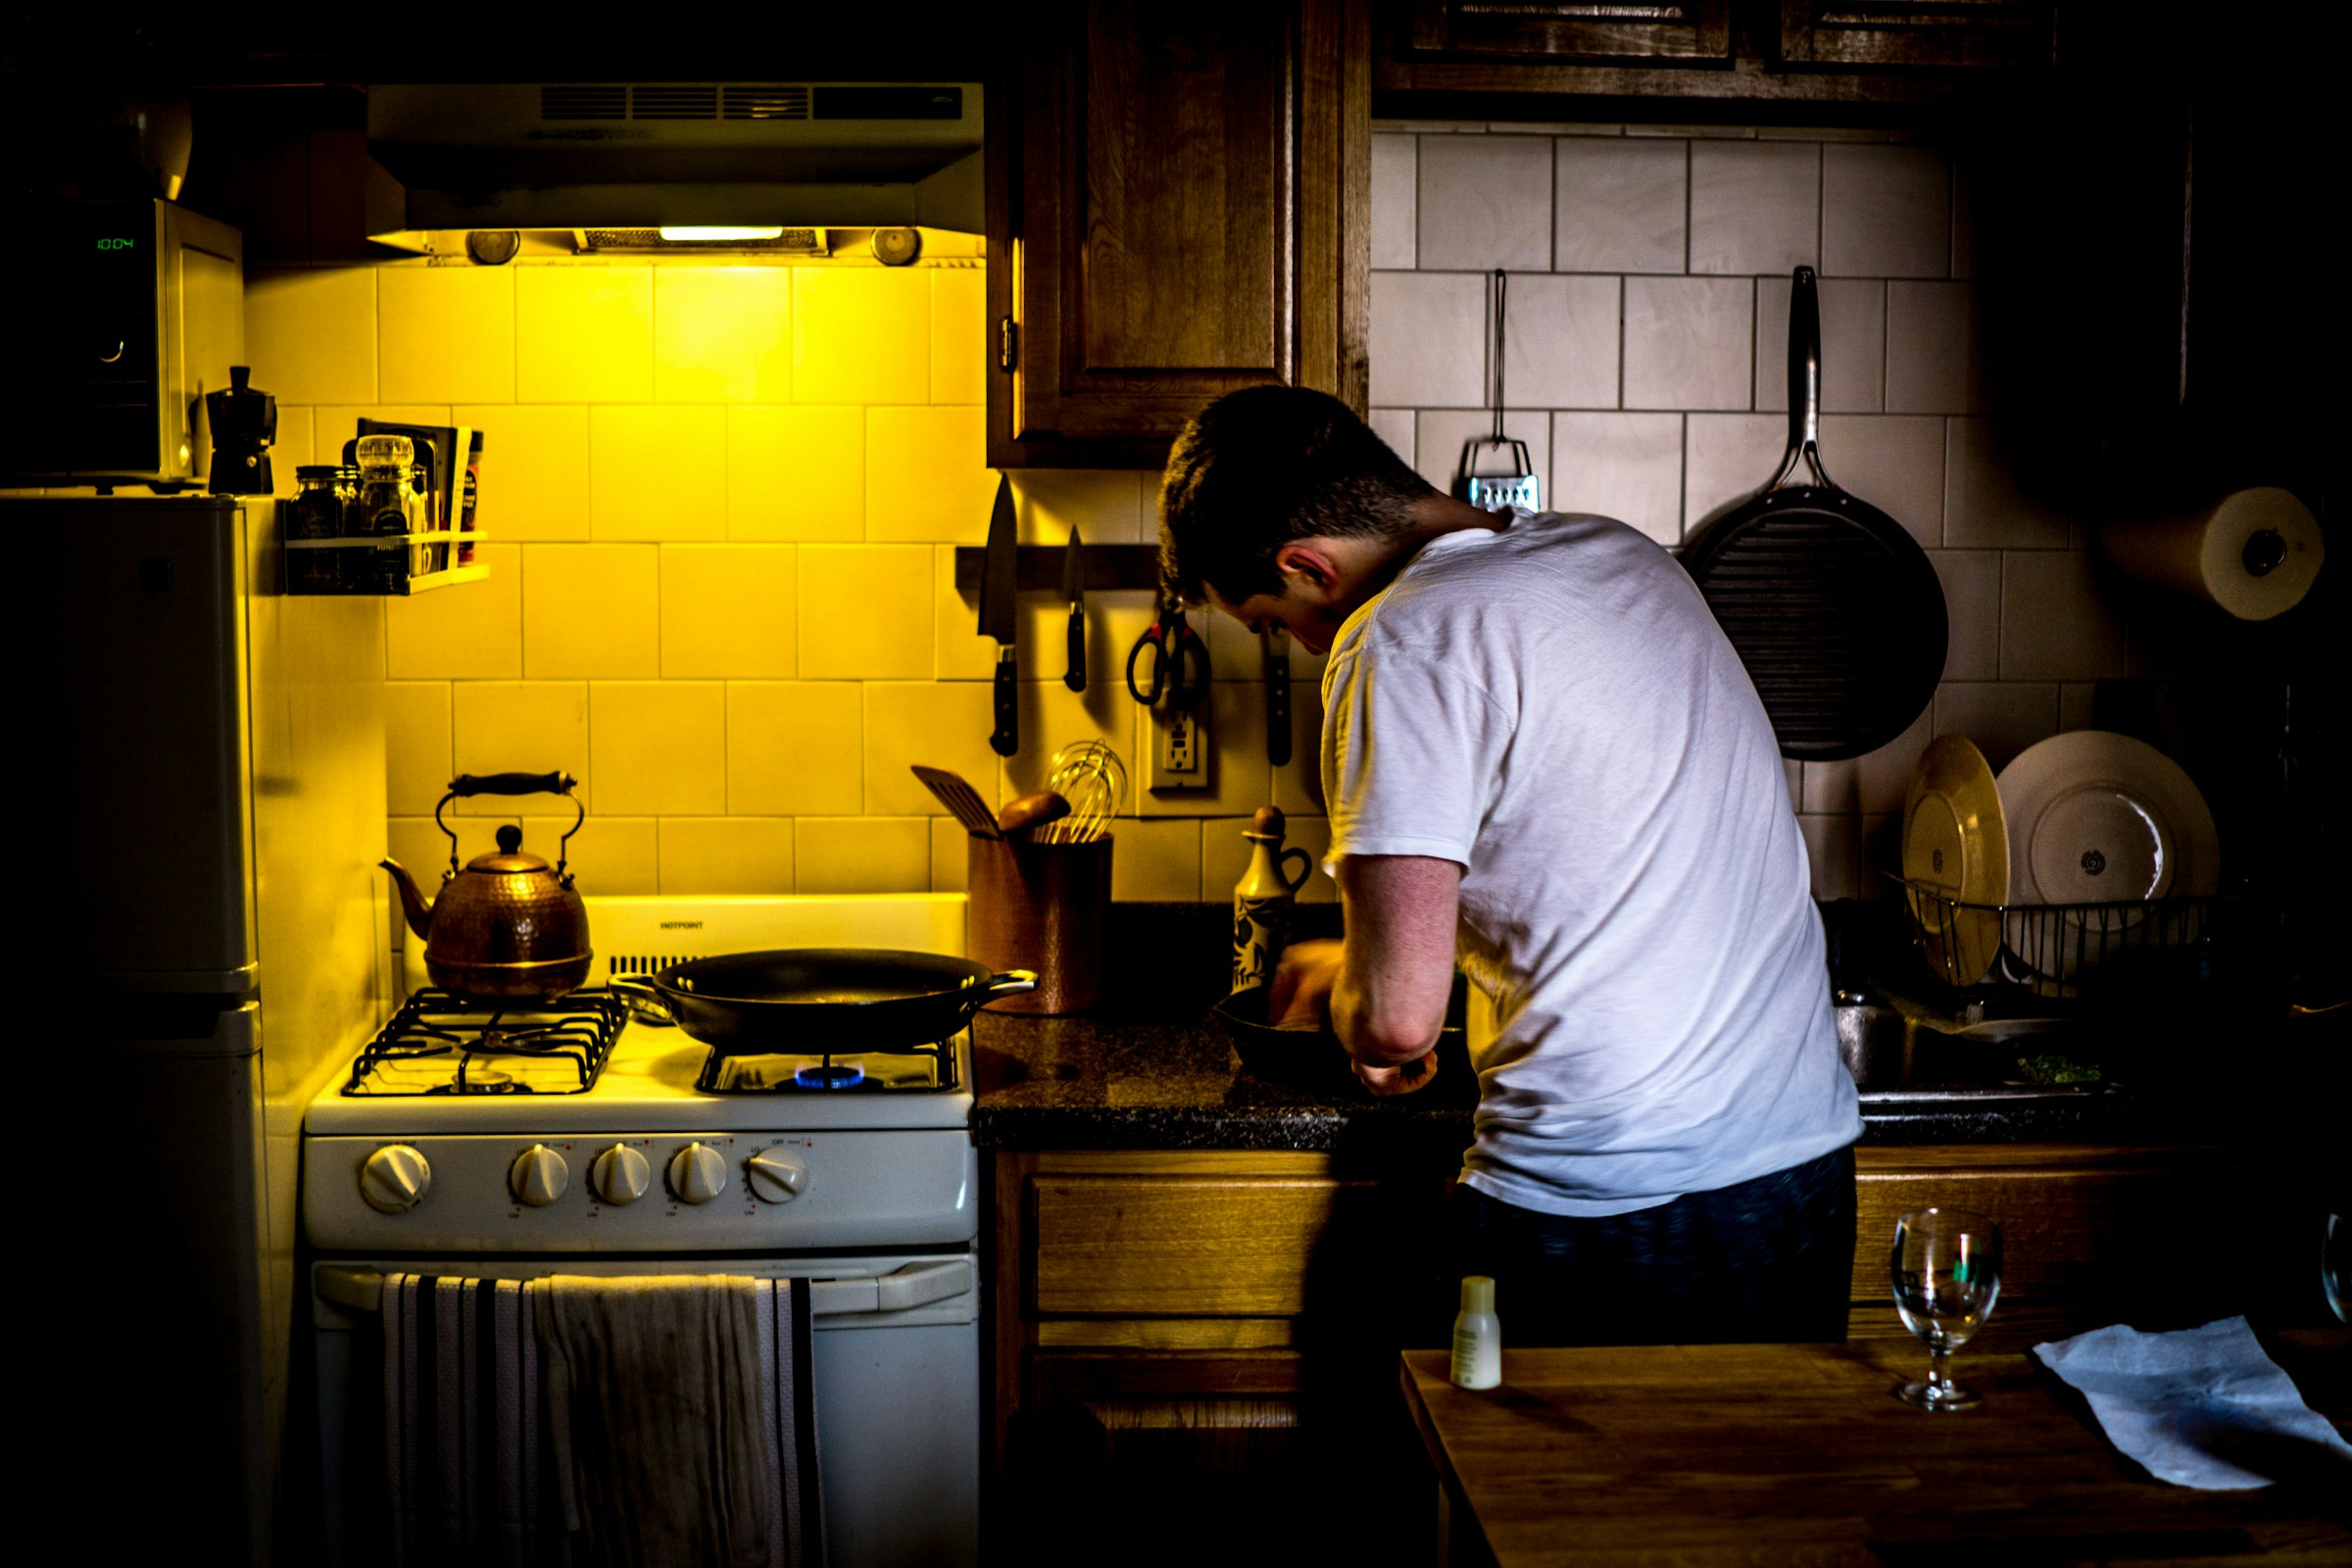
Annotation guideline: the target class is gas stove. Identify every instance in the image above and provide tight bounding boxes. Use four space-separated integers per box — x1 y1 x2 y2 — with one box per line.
303 895 978 1250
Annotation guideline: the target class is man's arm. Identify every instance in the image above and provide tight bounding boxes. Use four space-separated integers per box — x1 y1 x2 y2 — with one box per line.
1332 854 1461 1063
1268 855 1460 1095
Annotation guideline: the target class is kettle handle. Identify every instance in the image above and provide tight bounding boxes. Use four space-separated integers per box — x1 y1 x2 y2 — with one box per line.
433 773 586 882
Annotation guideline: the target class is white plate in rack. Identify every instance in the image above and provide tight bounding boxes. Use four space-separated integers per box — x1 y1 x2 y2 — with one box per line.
1993 731 2219 984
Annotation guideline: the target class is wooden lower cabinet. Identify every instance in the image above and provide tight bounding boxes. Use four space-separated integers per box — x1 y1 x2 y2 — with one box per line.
989 1143 2284 1563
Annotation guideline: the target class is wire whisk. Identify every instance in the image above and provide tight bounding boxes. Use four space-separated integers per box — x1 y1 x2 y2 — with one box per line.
1036 739 1126 844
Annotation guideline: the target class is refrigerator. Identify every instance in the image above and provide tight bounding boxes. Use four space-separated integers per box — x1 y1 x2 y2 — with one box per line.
30 494 387 1562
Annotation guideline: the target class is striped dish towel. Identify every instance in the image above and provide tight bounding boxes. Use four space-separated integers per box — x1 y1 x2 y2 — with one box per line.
382 1275 824 1568
382 1276 547 1568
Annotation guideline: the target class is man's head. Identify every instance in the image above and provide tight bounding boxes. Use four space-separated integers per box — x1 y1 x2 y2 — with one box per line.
1158 387 1442 652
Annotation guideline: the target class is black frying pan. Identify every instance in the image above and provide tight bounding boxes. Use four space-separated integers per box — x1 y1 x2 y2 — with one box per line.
1681 267 1947 761
611 950 1036 1056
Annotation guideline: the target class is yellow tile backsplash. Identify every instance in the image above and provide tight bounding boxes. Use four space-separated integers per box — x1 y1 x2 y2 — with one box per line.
254 255 1298 899
589 405 726 541
727 682 863 814
656 268 793 403
450 680 588 814
660 545 798 677
521 544 662 677
516 268 654 402
727 407 863 540
796 817 931 894
589 681 726 815
793 268 930 404
379 266 515 405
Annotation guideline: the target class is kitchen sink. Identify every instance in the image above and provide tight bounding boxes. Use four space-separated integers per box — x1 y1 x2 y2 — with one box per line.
1834 1000 2113 1102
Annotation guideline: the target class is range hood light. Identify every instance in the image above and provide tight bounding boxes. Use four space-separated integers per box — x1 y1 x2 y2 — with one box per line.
658 225 785 243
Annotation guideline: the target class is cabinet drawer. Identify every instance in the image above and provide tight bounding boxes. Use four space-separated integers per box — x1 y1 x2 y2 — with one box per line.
1029 1174 1369 1316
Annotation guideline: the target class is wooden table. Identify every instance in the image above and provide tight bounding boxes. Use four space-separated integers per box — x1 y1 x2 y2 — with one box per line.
1401 1333 2351 1566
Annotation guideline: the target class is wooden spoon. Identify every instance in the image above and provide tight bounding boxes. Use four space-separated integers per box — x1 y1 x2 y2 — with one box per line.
997 790 1072 840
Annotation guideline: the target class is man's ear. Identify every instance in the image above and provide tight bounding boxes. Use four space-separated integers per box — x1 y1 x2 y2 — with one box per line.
1273 541 1342 599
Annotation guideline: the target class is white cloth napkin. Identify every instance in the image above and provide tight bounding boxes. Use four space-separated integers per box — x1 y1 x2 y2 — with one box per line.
2032 1316 2352 1490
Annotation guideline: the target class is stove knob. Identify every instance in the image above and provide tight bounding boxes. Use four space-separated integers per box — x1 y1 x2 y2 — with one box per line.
360 1145 432 1214
509 1145 570 1207
590 1145 652 1206
668 1143 728 1205
746 1149 808 1204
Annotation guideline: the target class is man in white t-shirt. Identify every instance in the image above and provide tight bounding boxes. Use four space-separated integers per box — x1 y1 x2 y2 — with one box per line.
1159 387 1862 1344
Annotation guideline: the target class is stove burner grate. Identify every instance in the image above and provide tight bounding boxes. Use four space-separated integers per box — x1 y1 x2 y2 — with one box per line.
343 988 627 1096
695 1035 959 1094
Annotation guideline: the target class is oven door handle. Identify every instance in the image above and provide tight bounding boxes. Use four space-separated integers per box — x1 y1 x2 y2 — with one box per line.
314 1258 972 1317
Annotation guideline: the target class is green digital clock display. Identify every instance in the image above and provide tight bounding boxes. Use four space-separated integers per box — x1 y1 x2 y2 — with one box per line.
96 237 136 250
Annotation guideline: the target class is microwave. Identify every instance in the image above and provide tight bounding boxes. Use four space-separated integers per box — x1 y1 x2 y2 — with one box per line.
0 199 243 488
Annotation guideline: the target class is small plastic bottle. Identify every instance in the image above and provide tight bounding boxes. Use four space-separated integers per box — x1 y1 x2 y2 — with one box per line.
1451 1275 1500 1390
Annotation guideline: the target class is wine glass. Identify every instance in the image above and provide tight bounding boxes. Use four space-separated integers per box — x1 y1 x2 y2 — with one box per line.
1890 1207 2002 1410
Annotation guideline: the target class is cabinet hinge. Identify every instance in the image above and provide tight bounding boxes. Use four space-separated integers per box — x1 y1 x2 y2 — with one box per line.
999 316 1019 371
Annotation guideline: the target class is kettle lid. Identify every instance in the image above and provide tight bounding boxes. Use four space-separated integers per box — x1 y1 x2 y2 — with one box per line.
466 822 549 873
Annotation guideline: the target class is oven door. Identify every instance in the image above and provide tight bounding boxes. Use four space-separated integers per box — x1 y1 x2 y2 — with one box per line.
310 1247 979 1568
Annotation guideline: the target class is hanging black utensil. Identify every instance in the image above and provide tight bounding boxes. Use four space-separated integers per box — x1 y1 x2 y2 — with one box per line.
1681 267 1946 761
1062 520 1087 692
1455 270 1542 514
980 475 1019 756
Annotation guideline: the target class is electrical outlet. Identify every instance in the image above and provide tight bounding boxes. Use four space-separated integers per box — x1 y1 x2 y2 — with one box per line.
1148 699 1209 792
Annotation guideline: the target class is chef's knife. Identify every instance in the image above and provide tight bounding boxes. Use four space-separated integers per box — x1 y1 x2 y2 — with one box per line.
981 474 1020 756
1061 521 1087 692
1263 626 1293 766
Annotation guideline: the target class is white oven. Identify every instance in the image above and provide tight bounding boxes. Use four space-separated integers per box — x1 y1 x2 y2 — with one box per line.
301 896 983 1568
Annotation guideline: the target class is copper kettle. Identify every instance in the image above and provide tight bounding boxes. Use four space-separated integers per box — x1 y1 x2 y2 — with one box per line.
380 771 593 1002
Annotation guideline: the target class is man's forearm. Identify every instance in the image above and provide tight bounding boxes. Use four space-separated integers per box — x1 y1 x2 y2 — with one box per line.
1331 855 1463 1065
1332 960 1443 1064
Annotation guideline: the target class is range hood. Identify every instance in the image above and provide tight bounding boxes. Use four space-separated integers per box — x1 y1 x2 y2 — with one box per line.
366 82 984 237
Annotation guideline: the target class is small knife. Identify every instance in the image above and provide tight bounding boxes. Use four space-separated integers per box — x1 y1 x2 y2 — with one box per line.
1263 626 1293 766
1062 521 1087 692
980 474 1020 756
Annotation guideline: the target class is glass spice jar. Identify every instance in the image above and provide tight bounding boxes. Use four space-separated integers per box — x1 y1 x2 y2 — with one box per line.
354 433 422 537
287 465 356 540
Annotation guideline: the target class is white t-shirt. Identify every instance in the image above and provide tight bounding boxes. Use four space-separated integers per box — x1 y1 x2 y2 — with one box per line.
1320 511 1860 1217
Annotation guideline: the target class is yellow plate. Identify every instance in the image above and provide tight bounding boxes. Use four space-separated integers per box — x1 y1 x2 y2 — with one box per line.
1901 736 2009 985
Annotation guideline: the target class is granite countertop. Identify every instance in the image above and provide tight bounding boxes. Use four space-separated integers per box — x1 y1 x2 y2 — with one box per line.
966 906 2212 1153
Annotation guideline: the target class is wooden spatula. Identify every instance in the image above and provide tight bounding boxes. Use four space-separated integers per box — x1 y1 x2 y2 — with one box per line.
910 765 1002 838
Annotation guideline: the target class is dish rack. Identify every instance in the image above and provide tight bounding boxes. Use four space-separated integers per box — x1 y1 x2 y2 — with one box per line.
1896 877 2254 1001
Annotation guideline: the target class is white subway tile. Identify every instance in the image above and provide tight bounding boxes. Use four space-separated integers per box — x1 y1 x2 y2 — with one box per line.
1933 681 2058 770
1370 134 1418 270
1554 138 1687 274
1419 134 1553 270
1501 273 1619 409
1798 813 1860 901
1944 418 2071 549
796 817 931 894
386 541 522 679
2060 681 2097 732
1368 408 1416 466
1109 817 1202 902
659 818 795 895
1822 145 1950 279
1416 409 1551 501
1885 282 1983 415
1927 550 2001 681
520 543 662 678
930 269 988 406
727 682 862 814
1682 413 1783 534
247 269 376 406
1999 550 2123 681
384 682 453 815
455 404 589 543
1624 277 1752 411
452 681 589 813
654 268 792 404
379 267 514 405
1754 276 1885 415
798 544 935 680
589 680 726 815
589 406 726 542
1802 707 1933 817
1369 271 1486 408
1008 468 1142 547
1817 415 1942 547
515 268 653 403
1551 412 1684 546
1689 141 1820 275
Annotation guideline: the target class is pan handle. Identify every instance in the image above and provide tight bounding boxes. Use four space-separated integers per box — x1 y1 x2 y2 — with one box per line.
1767 267 1836 492
606 973 677 1026
984 970 1040 999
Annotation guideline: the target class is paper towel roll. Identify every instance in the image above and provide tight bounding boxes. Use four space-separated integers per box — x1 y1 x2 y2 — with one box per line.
2100 487 2324 620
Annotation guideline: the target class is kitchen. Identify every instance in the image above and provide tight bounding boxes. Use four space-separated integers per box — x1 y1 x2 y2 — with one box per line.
15 5 2345 1566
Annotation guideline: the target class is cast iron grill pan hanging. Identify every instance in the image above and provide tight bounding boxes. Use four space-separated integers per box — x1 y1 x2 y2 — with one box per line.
1680 268 1947 761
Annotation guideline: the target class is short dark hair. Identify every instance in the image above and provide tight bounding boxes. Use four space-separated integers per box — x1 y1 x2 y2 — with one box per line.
1158 386 1435 604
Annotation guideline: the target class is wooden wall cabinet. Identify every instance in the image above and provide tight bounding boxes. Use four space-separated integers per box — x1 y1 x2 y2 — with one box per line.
987 0 1371 469
1376 0 2059 107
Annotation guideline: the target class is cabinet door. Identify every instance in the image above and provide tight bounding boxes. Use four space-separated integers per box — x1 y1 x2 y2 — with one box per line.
1778 0 2058 71
989 0 1369 467
1403 0 1732 65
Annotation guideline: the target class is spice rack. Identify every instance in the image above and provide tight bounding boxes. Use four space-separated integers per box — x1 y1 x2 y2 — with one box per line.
283 531 489 596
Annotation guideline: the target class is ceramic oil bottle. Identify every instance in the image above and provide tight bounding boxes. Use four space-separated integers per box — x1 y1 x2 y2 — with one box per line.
1232 806 1312 993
